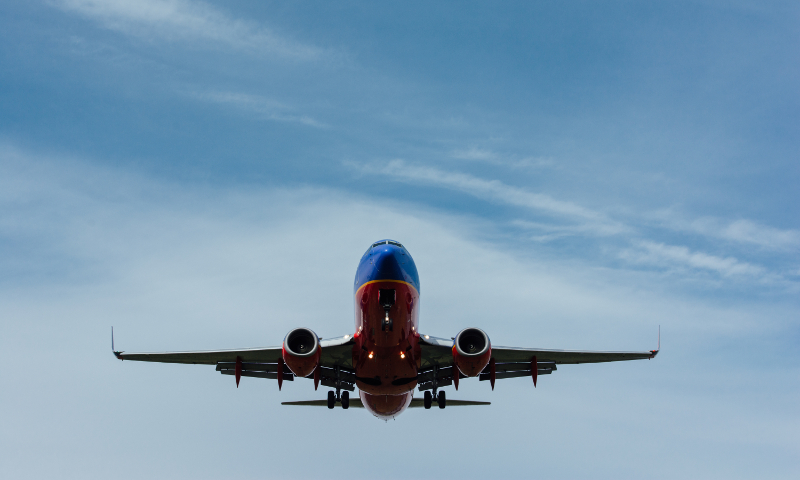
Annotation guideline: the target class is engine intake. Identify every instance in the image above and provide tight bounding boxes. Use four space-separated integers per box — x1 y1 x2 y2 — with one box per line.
282 328 320 378
453 328 491 377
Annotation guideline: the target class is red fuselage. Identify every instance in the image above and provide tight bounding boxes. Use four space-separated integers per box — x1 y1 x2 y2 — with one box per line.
351 241 421 418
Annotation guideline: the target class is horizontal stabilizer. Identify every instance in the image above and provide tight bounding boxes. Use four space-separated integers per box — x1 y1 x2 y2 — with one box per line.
408 398 490 408
282 398 490 408
282 399 364 408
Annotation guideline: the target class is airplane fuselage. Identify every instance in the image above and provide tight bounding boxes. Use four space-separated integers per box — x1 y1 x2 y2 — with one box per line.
352 240 420 418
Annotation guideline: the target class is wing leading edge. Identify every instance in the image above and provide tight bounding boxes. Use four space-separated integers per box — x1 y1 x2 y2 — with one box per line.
418 333 658 390
112 330 356 388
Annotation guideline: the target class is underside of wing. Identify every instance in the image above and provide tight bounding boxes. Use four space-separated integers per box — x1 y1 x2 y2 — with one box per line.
113 333 356 388
417 332 658 388
491 346 658 364
115 347 283 365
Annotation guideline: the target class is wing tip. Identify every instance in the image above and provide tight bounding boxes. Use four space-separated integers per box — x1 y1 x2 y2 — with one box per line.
111 327 123 360
649 325 660 359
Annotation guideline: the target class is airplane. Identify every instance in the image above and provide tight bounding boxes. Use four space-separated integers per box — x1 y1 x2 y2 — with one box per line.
112 239 659 420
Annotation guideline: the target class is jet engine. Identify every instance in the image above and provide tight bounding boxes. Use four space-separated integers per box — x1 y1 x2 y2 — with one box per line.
452 328 491 377
282 328 320 377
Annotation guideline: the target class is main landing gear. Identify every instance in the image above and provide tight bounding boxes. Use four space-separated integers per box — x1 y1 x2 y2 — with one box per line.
423 364 447 410
424 390 446 409
327 390 349 409
327 365 349 409
422 390 447 410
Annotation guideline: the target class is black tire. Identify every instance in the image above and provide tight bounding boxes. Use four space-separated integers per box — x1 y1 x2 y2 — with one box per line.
423 390 432 409
327 391 335 409
437 390 446 409
341 390 350 409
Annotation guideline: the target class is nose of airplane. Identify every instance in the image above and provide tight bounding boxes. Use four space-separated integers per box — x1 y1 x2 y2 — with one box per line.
372 247 405 279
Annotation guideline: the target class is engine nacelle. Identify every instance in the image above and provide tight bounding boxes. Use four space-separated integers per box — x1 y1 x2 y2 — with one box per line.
452 328 491 377
282 328 320 378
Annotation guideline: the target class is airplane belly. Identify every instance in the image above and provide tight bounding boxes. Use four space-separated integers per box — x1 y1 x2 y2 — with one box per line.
359 391 413 419
353 280 420 395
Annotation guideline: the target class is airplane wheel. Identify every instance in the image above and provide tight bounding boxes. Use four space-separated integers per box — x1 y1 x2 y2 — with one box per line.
327 391 335 409
437 390 446 409
341 390 350 409
423 390 432 409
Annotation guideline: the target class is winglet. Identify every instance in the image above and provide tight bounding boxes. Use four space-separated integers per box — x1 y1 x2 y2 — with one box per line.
112 327 123 360
649 325 660 359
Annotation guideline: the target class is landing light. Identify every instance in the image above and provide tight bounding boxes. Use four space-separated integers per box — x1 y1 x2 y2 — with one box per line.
344 334 349 340
368 352 374 359
424 335 430 339
400 352 405 359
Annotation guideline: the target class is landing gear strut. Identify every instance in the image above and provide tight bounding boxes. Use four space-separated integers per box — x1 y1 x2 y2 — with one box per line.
327 365 349 409
379 289 395 332
423 365 446 409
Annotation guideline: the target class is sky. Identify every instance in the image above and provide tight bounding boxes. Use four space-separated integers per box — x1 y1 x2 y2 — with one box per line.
0 1 798 478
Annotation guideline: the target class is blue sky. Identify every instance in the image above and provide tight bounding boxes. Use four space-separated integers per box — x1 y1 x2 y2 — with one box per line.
1 1 798 478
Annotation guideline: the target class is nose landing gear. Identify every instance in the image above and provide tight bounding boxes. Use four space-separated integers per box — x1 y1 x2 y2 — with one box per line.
379 289 395 332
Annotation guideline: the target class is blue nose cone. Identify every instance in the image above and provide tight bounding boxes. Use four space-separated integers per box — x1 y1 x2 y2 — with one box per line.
372 247 404 278
354 240 420 294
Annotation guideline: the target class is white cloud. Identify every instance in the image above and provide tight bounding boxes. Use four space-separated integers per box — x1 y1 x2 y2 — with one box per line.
352 159 628 236
55 0 322 60
651 211 800 252
700 218 800 251
621 240 766 277
450 147 554 169
510 219 615 242
185 89 327 128
451 147 496 161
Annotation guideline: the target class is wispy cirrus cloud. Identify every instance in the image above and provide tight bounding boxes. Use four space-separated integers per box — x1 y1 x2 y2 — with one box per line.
620 241 766 278
185 90 327 128
687 217 800 252
647 211 800 252
351 159 628 236
55 0 322 60
510 219 617 242
450 147 554 169
349 159 798 285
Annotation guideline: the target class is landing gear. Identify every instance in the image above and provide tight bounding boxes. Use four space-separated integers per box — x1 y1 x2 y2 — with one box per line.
423 364 447 410
379 289 395 331
327 365 351 410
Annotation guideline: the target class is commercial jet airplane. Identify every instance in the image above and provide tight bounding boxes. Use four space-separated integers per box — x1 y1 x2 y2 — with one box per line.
113 239 658 420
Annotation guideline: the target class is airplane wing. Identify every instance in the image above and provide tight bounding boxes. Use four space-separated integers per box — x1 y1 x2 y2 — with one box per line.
113 331 356 390
417 333 658 390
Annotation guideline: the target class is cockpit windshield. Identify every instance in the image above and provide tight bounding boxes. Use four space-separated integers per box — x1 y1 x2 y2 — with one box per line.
372 240 404 248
